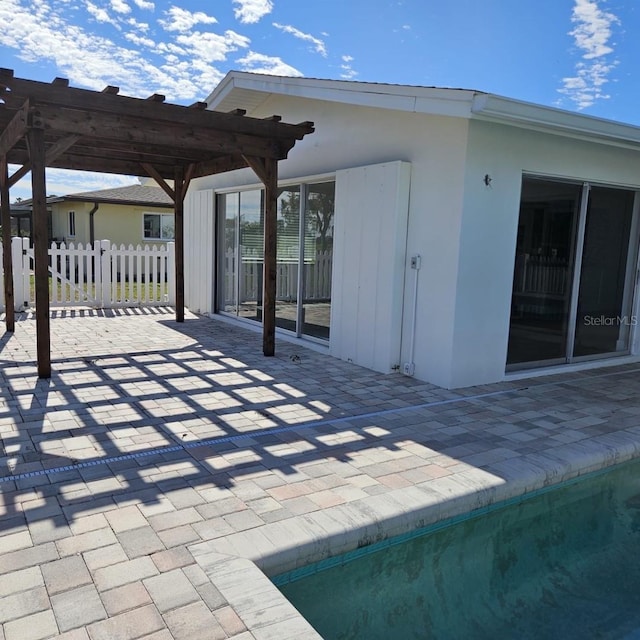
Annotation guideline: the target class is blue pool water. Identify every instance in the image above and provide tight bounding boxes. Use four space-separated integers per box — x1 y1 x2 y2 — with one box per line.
275 459 640 639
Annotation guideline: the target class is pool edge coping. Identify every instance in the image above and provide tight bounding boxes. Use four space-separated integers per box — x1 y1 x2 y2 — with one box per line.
188 428 640 639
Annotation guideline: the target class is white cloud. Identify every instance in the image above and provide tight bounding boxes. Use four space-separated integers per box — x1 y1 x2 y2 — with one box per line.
127 17 149 32
176 30 250 63
110 0 130 14
85 1 116 25
0 1 204 100
0 0 303 104
340 54 357 80
559 0 619 109
124 31 155 48
273 22 327 57
233 0 273 24
236 51 302 76
131 0 154 9
160 6 217 33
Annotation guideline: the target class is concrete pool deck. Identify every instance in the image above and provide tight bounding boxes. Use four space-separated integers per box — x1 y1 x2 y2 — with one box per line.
1 309 640 639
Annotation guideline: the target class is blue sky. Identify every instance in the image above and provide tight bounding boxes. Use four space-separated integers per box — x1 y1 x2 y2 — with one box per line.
1 0 636 199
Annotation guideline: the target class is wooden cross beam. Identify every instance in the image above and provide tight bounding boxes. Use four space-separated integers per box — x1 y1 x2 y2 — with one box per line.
7 134 81 188
0 101 29 157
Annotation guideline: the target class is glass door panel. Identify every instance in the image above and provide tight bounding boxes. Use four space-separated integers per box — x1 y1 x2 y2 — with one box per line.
507 179 582 366
573 187 635 357
275 186 300 332
219 193 238 314
302 182 335 340
238 190 263 322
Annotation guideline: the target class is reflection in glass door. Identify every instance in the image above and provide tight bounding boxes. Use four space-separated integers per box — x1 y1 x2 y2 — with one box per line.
302 182 335 340
275 186 300 332
508 177 638 369
218 190 263 321
220 193 239 314
218 181 335 341
508 180 581 366
574 187 635 357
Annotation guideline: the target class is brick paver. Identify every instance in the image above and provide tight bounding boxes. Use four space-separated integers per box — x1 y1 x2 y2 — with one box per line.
1 309 640 638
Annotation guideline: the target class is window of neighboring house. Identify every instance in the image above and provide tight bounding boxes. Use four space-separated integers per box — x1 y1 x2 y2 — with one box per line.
68 211 76 237
143 213 175 241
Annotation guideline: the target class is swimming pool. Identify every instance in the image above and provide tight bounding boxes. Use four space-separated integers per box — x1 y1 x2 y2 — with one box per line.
275 458 640 639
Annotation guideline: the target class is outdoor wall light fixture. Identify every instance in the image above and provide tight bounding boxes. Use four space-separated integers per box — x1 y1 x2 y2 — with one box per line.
483 174 492 187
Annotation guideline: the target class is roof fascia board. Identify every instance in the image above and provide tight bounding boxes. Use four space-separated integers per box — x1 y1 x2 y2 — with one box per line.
208 72 477 118
208 72 640 150
471 93 640 149
60 196 172 207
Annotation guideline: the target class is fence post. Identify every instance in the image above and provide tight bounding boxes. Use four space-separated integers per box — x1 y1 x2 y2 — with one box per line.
100 240 111 308
11 237 24 311
167 242 175 306
93 240 102 307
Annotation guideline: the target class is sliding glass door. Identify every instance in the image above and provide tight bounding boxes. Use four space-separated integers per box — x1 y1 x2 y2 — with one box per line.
302 182 335 340
218 180 335 341
573 187 635 357
508 177 638 369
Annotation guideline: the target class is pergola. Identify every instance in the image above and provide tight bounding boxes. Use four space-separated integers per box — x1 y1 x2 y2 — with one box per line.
0 69 314 378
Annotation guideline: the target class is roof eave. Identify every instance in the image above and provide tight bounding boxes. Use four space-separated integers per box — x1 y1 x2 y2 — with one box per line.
207 71 480 119
471 93 640 149
59 196 172 207
208 72 640 151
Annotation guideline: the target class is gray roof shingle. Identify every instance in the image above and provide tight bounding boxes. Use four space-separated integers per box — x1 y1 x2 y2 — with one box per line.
62 184 173 206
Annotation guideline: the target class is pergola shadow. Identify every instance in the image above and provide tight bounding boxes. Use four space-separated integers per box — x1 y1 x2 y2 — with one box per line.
1 313 638 539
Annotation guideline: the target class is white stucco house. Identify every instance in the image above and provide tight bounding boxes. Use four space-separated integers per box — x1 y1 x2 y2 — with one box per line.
183 71 640 389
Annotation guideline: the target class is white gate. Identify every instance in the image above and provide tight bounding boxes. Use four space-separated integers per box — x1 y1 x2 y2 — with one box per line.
3 238 175 310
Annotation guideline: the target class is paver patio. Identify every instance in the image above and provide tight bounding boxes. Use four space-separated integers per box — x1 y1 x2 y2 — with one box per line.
1 308 640 638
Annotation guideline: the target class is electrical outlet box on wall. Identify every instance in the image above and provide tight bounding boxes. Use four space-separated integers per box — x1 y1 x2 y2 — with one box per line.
402 362 415 376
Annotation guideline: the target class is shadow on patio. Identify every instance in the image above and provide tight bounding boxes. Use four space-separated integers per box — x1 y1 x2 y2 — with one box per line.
0 310 639 545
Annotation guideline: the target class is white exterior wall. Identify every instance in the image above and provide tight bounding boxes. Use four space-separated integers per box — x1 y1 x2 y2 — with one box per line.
449 119 640 388
184 189 215 314
189 96 470 386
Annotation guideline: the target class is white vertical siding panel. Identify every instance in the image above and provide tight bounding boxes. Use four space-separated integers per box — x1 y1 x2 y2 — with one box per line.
184 189 215 314
331 161 411 373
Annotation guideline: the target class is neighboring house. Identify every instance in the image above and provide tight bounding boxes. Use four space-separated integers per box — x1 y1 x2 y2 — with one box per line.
182 72 640 389
48 184 174 246
8 199 51 241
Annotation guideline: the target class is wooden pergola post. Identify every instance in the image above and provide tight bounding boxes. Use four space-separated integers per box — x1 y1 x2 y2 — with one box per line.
27 124 51 378
243 155 278 356
0 156 15 332
262 158 278 356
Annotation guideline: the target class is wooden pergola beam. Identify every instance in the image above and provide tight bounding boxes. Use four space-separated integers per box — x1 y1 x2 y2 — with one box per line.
0 70 313 140
32 105 285 159
141 163 176 201
0 101 29 158
7 162 30 190
6 134 81 188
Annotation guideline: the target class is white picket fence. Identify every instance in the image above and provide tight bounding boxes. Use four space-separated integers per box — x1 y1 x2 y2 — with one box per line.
0 238 175 310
